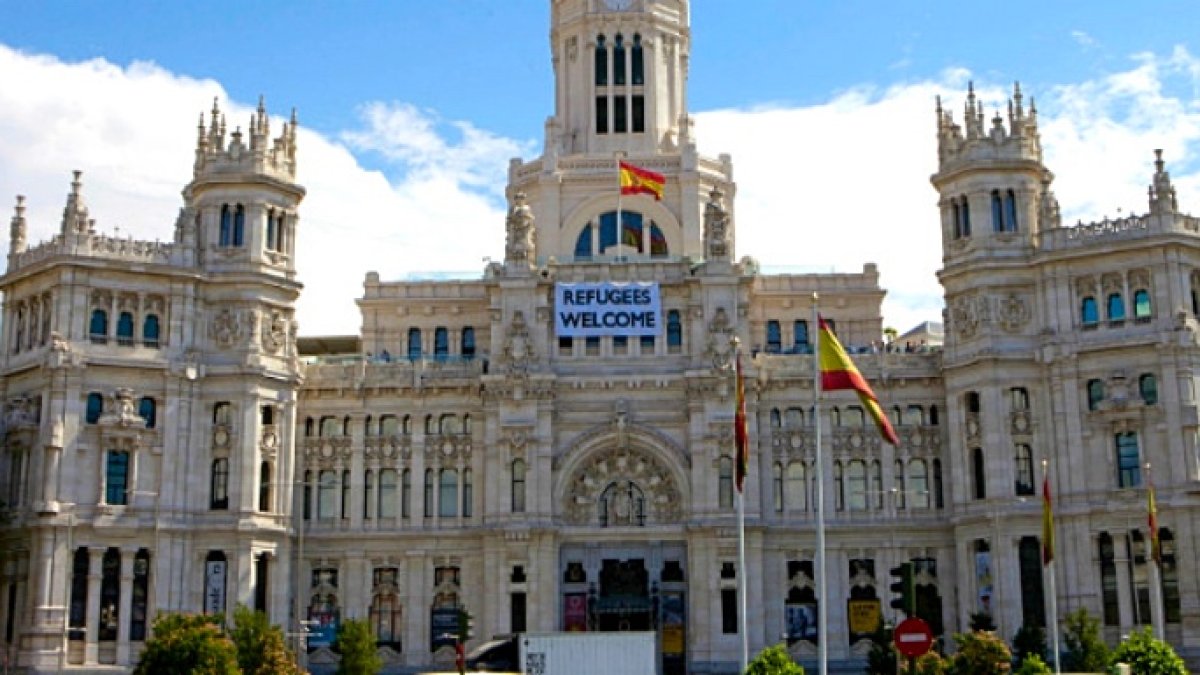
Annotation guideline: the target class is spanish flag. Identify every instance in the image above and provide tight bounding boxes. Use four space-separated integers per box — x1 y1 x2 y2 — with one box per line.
1042 473 1055 565
734 352 749 494
619 161 665 201
1148 474 1160 565
817 317 899 445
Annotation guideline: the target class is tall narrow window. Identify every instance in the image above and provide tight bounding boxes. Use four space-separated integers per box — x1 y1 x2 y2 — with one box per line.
407 327 422 360
772 463 784 513
439 469 459 518
594 35 607 86
434 327 449 360
266 209 278 252
1107 293 1126 322
596 96 608 135
786 462 806 512
933 459 944 508
233 204 245 247
1133 289 1152 321
894 460 907 509
1099 532 1119 625
1014 445 1034 496
211 458 230 509
951 200 963 239
379 469 397 519
363 470 373 520
718 456 733 509
69 548 88 637
793 320 809 352
401 469 411 518
511 592 527 633
1115 433 1141 487
972 447 986 500
424 469 434 518
130 548 150 640
253 553 269 615
766 320 782 353
631 95 644 133
1160 529 1180 623
86 392 103 424
219 205 232 246
846 460 867 511
631 34 644 85
1010 387 1029 411
1128 531 1151 624
667 310 682 351
511 459 526 513
143 314 160 347
721 588 738 634
1087 379 1105 411
959 196 971 236
105 450 130 505
116 312 134 346
139 397 156 429
303 471 312 521
1139 373 1158 405
834 461 844 511
1004 189 1019 232
1081 297 1098 327
341 470 351 519
318 469 337 519
991 190 1004 232
910 460 930 509
614 95 627 133
1018 536 1046 628
463 468 473 517
90 309 108 343
613 34 626 85
99 548 120 641
461 327 476 358
259 462 272 512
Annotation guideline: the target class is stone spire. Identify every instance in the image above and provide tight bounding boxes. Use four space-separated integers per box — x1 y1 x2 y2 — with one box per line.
10 194 27 255
60 171 91 236
192 97 298 181
1148 149 1177 216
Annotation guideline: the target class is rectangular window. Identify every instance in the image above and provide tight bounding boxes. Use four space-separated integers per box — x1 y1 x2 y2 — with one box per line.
595 96 608 134
721 588 738 634
640 335 654 354
511 592 527 633
631 95 645 133
105 451 129 505
1115 433 1141 487
614 95 627 133
613 335 628 355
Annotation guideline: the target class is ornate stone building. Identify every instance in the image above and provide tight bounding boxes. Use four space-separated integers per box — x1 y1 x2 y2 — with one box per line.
2 1 1199 673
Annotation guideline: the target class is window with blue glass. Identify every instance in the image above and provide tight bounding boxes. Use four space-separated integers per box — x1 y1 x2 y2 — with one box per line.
1115 432 1141 488
1133 289 1151 321
574 211 667 258
90 309 108 342
116 312 134 346
138 397 156 429
640 334 654 352
1087 379 1105 411
631 34 644 85
1139 373 1158 405
143 314 160 347
434 327 449 360
1081 297 1098 326
613 34 626 86
991 190 1004 232
793 320 809 352
594 35 607 86
666 310 682 350
407 328 422 360
461 327 475 358
1107 293 1125 322
86 393 103 424
105 450 130 505
233 204 245 247
1004 190 1019 232
219 205 232 246
766 320 782 353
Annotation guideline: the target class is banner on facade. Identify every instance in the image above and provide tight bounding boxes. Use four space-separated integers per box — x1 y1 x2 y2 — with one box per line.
847 599 881 640
563 593 588 632
203 560 226 616
661 593 686 654
554 282 661 338
431 607 460 651
786 602 818 642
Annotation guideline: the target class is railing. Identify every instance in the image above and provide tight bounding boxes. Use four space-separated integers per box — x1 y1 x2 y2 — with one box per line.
10 232 174 270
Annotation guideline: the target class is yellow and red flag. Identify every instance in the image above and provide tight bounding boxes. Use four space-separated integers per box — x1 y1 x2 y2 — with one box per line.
619 161 665 201
734 352 749 494
1148 474 1160 564
817 316 899 445
1042 474 1055 565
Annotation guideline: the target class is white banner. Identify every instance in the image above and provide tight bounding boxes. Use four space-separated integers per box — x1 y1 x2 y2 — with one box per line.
555 282 661 338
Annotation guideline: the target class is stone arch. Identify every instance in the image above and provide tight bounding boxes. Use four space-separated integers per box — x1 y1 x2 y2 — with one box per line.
561 193 682 257
554 426 690 526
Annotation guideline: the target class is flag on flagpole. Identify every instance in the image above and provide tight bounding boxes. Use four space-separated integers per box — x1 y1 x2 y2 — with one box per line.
734 352 749 494
618 161 666 200
1042 473 1055 566
816 316 899 445
1148 473 1160 564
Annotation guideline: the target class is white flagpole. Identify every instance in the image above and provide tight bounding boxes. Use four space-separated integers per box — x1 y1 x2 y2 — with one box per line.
1147 463 1166 640
812 293 828 675
615 153 624 258
1044 460 1061 675
734 341 750 672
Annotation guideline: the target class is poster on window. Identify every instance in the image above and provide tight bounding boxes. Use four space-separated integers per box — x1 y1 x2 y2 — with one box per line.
786 602 818 642
554 282 661 338
975 551 993 614
431 608 460 651
661 593 685 655
847 599 880 642
204 560 226 616
563 593 588 632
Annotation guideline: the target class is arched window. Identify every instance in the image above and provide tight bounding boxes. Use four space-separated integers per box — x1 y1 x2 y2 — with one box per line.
463 468 473 517
894 460 906 510
766 320 782 353
424 469 434 518
219 204 232 246
1018 536 1046 628
317 470 337 519
718 456 733 509
380 415 398 436
462 414 472 435
904 405 924 426
786 462 806 512
770 408 782 428
1097 532 1118 625
667 310 682 351
1087 379 1105 411
319 416 338 437
1107 293 1125 322
116 312 134 346
1160 528 1180 623
302 471 312 520
573 211 667 258
951 199 963 239
211 458 229 510
138 397 156 428
991 190 1004 232
363 470 373 520
214 402 232 426
785 407 804 428
259 462 272 512
105 450 130 505
613 34 626 86
439 414 458 435
1014 445 1034 496
233 204 245 246
340 470 351 519
844 458 864 506
143 314 160 347
402 415 412 435
959 195 971 236
909 459 930 509
772 463 784 512
833 461 844 511
933 459 944 508
439 469 459 518
594 35 607 86
90 309 108 343
401 469 411 518
304 417 314 437
846 406 866 427
407 327 422 360
972 448 986 500
1139 373 1158 405
631 34 644 85
424 414 435 435
793 320 809 352
871 460 883 509
461 327 476 358
434 327 449 360
1010 387 1029 411
1133 289 1152 321
1004 189 1019 232
266 208 278 252
86 392 103 424
1115 432 1141 487
99 548 120 641
69 548 88 636
1081 296 1098 326
379 469 397 519
369 572 403 649
511 459 526 513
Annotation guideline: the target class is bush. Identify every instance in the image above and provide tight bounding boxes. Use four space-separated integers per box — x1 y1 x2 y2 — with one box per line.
946 630 1011 675
334 617 382 675
1014 654 1052 675
745 643 804 675
969 612 997 632
911 651 948 675
1011 624 1046 666
133 613 240 675
1109 627 1187 675
230 605 303 675
865 620 898 674
1060 608 1108 672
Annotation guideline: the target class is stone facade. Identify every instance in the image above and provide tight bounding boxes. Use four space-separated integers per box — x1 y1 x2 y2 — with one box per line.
2 1 1200 674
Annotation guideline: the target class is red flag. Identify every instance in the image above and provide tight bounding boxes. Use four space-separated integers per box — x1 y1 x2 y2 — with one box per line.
734 352 749 494
816 316 899 445
1042 474 1055 566
619 161 666 201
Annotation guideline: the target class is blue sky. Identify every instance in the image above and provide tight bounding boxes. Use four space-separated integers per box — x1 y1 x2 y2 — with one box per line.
3 2 1200 334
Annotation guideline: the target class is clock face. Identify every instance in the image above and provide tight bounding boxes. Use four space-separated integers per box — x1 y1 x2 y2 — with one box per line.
605 0 634 10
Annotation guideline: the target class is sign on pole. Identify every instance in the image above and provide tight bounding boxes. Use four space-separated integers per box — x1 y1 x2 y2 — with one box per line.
893 617 934 659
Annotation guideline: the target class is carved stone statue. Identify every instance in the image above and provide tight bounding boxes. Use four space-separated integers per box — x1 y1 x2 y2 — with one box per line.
704 187 731 261
505 192 536 264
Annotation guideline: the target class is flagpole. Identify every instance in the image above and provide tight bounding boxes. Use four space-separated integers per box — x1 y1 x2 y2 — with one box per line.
615 152 624 257
812 293 827 675
1044 459 1061 675
734 340 749 672
1147 463 1165 640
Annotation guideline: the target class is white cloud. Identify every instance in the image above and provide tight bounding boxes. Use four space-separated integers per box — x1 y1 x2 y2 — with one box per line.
2 43 1199 339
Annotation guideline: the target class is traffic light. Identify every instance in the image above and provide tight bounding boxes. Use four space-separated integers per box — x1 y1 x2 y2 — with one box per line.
457 607 475 642
889 562 915 616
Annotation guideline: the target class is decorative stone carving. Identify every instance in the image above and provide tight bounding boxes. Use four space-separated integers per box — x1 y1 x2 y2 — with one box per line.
563 446 682 526
210 307 243 348
503 311 535 373
261 310 288 354
996 293 1030 332
5 396 39 431
505 192 536 264
703 188 731 261
706 307 734 369
950 295 979 339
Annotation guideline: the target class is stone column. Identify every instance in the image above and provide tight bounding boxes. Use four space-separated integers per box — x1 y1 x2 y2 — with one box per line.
116 547 135 665
42 443 62 508
84 548 104 665
34 528 55 622
404 550 427 668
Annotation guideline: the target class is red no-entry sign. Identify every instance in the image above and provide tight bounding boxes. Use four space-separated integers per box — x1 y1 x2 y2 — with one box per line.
893 617 934 658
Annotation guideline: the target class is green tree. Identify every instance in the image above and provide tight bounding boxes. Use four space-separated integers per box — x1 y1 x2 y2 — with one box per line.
865 620 898 675
1060 608 1108 673
1010 624 1046 666
946 631 1011 675
1013 653 1051 675
745 643 804 675
133 613 240 675
1109 627 1188 675
231 605 303 675
334 617 382 675
911 650 948 675
968 612 997 632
